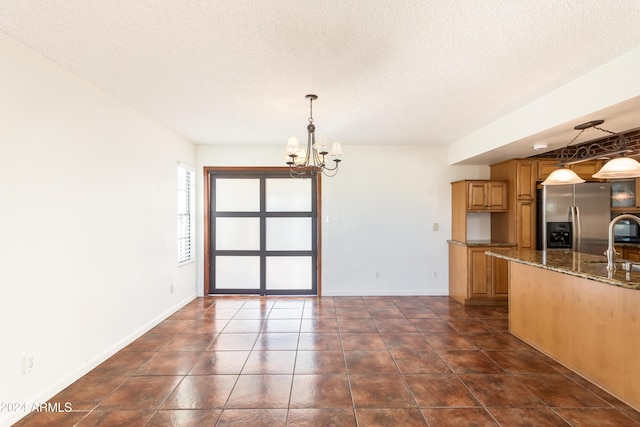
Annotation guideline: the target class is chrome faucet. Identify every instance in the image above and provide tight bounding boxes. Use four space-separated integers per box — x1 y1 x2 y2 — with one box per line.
605 214 640 271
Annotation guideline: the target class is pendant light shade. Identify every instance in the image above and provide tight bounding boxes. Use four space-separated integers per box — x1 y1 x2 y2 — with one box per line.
592 157 640 179
541 166 586 185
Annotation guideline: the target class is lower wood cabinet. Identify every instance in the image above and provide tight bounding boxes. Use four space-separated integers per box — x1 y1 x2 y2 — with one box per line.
449 243 511 305
618 246 640 262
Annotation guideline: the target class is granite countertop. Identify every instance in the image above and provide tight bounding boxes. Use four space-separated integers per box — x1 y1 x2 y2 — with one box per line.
615 242 640 248
486 248 640 290
448 240 517 248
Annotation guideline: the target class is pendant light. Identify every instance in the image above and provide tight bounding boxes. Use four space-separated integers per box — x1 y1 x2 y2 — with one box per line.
541 120 639 185
541 165 585 185
592 157 640 179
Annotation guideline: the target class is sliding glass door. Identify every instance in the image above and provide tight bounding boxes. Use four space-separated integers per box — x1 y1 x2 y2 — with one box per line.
207 168 318 295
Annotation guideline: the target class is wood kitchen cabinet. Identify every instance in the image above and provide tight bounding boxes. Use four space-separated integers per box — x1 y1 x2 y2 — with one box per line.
449 180 511 305
491 158 607 250
490 159 536 249
515 160 536 200
451 180 508 242
465 181 508 211
449 243 510 305
619 246 640 262
536 159 603 181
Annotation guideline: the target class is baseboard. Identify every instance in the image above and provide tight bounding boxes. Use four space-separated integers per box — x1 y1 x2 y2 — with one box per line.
322 290 450 296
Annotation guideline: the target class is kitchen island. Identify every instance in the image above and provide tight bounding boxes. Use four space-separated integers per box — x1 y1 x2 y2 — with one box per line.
487 248 640 410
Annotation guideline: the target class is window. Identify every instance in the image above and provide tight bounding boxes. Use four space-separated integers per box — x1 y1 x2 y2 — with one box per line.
177 164 195 263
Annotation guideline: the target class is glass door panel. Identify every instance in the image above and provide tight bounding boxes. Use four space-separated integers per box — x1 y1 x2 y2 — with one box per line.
266 217 312 251
266 256 313 290
266 178 312 211
215 256 261 289
215 218 260 250
611 179 637 210
216 178 260 212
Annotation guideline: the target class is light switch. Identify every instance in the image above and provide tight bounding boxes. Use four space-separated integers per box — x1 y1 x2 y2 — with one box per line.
326 215 331 223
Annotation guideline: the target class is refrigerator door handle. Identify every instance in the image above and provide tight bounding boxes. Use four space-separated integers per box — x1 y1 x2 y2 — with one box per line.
572 206 581 252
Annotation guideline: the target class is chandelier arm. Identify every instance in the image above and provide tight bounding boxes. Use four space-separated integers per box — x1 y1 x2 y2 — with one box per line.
321 162 340 177
320 158 341 172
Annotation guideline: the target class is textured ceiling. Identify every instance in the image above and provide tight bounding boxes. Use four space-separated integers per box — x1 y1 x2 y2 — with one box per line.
1 1 640 161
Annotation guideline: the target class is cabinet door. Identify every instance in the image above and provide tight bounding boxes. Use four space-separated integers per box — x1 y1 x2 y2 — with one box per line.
467 182 488 210
516 200 536 249
516 161 536 200
492 253 509 298
469 248 490 298
625 248 640 262
537 160 603 181
611 179 640 212
536 160 559 181
570 161 602 180
487 182 508 210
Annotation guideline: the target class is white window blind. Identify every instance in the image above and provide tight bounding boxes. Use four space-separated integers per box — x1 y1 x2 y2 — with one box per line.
177 164 195 263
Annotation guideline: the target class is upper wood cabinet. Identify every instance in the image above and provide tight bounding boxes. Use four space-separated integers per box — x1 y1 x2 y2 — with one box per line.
536 159 558 181
451 180 508 242
490 159 536 249
515 160 536 200
571 160 603 180
467 181 508 211
536 159 603 181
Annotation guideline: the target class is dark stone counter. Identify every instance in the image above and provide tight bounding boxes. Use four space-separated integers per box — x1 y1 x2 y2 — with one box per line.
447 240 516 248
486 249 640 290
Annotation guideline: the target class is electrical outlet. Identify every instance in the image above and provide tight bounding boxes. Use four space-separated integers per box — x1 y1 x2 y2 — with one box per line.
23 354 34 374
432 271 437 278
375 272 380 279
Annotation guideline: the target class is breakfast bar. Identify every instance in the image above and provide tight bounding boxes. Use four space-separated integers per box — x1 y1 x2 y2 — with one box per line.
487 248 640 410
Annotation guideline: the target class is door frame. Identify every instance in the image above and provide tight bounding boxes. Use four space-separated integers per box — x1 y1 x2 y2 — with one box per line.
203 166 322 296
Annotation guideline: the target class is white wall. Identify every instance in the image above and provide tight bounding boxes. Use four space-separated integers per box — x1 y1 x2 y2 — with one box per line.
0 34 197 426
197 144 488 297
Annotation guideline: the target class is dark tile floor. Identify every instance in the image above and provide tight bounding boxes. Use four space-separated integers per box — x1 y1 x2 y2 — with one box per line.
14 296 640 426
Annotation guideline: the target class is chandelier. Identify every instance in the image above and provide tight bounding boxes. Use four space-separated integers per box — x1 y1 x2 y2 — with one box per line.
542 120 640 185
285 94 343 177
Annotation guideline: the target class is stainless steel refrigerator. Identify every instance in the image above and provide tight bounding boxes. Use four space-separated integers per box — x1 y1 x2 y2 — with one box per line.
539 182 611 256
